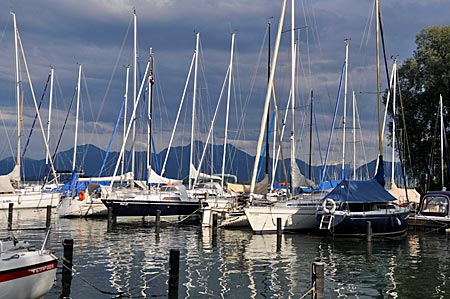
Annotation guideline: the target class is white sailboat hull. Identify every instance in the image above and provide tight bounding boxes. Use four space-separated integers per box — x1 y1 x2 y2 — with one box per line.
57 196 107 217
0 191 60 210
245 201 319 234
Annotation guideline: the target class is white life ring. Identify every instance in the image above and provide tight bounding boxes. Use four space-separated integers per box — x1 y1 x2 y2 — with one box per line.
322 198 336 214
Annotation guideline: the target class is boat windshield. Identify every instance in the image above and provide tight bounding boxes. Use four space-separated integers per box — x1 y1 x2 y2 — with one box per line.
421 195 449 216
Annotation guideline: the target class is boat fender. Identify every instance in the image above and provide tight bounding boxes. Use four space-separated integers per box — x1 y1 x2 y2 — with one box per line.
322 198 336 214
78 190 86 201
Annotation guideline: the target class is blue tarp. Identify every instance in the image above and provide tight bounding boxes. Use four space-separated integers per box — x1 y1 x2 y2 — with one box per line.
324 179 396 203
314 180 341 191
59 172 108 198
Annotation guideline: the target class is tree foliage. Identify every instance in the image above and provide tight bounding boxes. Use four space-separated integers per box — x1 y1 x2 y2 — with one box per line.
386 26 450 192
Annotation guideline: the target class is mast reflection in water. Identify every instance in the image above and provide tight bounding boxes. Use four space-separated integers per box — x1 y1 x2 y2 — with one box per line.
5 210 450 298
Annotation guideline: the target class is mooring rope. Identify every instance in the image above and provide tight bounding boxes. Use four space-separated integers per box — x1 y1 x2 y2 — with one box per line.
61 257 124 296
61 256 170 298
299 286 315 299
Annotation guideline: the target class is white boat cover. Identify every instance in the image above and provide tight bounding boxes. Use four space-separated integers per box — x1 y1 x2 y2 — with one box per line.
78 172 134 182
0 165 20 193
148 168 182 185
227 174 268 195
189 163 221 181
291 162 314 188
389 181 421 204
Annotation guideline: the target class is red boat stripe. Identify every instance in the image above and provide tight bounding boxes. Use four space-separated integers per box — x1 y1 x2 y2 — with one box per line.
0 260 58 282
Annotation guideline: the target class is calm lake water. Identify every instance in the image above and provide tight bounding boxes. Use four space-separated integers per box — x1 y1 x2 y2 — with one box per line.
2 209 450 298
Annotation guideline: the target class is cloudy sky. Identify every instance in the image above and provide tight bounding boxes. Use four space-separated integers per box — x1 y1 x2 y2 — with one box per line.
0 0 448 176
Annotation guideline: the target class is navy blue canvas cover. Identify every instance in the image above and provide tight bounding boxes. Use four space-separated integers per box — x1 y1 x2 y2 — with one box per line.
324 179 396 203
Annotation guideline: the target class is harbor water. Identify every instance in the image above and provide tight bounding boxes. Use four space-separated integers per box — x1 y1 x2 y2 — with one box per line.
2 209 450 298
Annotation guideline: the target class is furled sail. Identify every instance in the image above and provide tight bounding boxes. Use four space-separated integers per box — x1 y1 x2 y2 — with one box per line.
227 174 268 195
291 162 314 188
389 181 421 205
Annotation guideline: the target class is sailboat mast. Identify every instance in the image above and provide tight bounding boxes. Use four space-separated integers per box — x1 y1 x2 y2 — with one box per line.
341 39 349 180
391 60 397 184
221 33 235 189
376 0 382 157
290 0 296 195
309 89 313 180
122 66 130 176
72 64 82 172
250 0 287 196
352 90 356 180
132 10 137 180
46 67 54 166
147 49 154 182
189 32 200 190
12 12 20 170
265 20 271 176
441 94 445 190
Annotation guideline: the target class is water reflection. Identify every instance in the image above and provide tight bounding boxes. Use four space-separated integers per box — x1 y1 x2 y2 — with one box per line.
4 210 450 298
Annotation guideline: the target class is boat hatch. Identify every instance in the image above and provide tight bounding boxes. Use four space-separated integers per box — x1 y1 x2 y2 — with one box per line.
420 195 449 217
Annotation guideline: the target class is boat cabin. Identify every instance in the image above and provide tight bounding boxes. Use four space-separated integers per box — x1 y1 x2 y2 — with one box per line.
418 191 450 217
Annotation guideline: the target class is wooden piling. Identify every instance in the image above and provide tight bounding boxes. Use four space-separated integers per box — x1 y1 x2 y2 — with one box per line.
168 249 180 299
212 213 218 247
45 205 52 229
276 217 282 236
366 221 372 242
7 203 13 231
312 262 324 299
155 209 161 234
212 213 218 230
61 238 74 298
107 207 116 232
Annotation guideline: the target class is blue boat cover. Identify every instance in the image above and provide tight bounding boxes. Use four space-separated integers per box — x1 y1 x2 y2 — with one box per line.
59 172 109 198
314 180 341 191
324 179 396 203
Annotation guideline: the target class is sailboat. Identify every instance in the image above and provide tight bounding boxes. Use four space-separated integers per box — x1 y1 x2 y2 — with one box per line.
382 58 421 206
316 0 410 237
243 0 324 234
187 32 240 210
57 65 134 217
0 12 60 210
100 13 202 219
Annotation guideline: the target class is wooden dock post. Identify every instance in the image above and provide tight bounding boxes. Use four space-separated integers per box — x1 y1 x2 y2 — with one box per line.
46 205 52 230
155 209 161 234
312 261 324 299
168 249 180 299
61 238 74 298
7 203 13 231
366 221 372 242
276 217 282 251
107 207 116 232
212 213 218 247
277 217 282 236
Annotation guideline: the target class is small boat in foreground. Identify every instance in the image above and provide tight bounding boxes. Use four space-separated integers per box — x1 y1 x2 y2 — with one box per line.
0 233 57 299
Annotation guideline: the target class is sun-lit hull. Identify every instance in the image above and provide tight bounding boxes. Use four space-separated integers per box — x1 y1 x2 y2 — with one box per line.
0 250 57 299
57 196 107 217
245 200 320 234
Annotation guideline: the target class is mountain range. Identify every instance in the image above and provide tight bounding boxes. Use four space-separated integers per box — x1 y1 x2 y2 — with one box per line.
0 142 395 184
